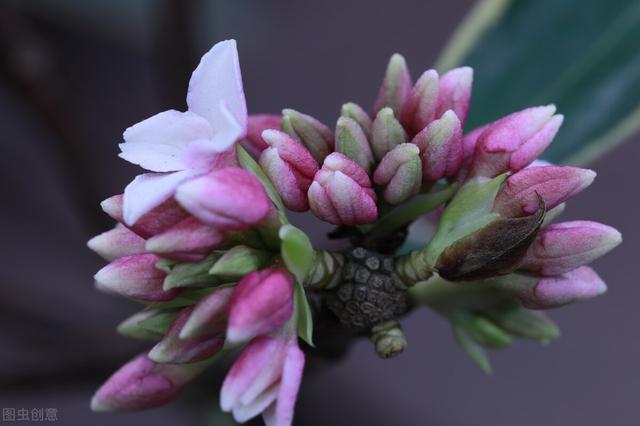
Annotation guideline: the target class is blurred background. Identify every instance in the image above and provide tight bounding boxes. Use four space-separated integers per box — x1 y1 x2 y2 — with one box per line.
1 0 638 425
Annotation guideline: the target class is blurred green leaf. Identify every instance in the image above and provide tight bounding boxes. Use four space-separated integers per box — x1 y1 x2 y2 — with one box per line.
438 0 640 165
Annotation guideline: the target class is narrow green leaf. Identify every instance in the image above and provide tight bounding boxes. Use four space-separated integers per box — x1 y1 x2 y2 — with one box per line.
279 224 314 284
294 281 314 346
453 325 492 374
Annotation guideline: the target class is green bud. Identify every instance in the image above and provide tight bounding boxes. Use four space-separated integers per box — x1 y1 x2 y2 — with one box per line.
335 116 375 173
117 309 177 341
370 320 407 359
209 245 271 279
436 195 545 281
341 102 373 138
453 312 512 349
163 253 221 290
373 53 411 117
486 303 560 343
281 109 334 163
371 107 406 160
453 324 492 374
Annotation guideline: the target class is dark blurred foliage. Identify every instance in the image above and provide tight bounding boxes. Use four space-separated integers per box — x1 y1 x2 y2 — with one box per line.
0 1 638 425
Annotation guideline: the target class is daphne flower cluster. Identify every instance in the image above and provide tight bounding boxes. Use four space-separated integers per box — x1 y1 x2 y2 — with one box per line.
88 40 621 423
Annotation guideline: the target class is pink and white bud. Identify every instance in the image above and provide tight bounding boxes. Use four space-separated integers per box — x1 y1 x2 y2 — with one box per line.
494 166 596 217
281 109 334 164
259 130 319 212
148 307 225 364
175 167 270 231
241 114 282 156
341 102 373 138
524 266 607 309
91 353 204 412
373 143 421 204
100 194 188 239
373 53 412 118
411 110 463 181
220 333 304 426
227 269 294 343
469 105 564 178
145 217 224 261
521 221 622 276
94 253 178 302
180 287 234 339
401 69 439 136
308 153 378 225
435 67 473 125
87 225 146 261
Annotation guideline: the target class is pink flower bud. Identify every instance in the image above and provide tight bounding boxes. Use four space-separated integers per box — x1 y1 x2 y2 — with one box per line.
240 114 282 156
525 266 607 309
494 166 596 217
259 129 319 212
220 333 304 425
94 253 178 302
373 53 412 118
281 109 334 163
101 195 188 239
227 269 294 343
469 105 564 177
308 153 378 225
411 110 463 181
145 217 224 261
175 167 270 231
148 307 225 364
373 143 421 204
91 353 203 412
436 67 473 125
180 287 234 339
401 69 439 136
87 225 146 261
522 221 622 276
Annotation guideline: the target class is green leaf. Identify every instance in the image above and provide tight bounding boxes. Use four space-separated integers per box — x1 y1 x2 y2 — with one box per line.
438 0 640 165
237 145 287 213
294 281 314 346
279 224 314 284
453 324 493 375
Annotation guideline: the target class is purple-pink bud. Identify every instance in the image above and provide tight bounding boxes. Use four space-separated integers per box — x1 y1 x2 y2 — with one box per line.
259 129 319 212
100 194 188 239
411 110 463 181
373 143 421 204
308 152 378 225
145 217 224 261
374 53 412 118
401 69 439 136
524 266 607 309
94 253 179 302
435 67 473 125
469 105 564 178
87 225 146 261
220 333 304 425
522 221 622 276
180 287 234 339
226 269 294 343
148 307 225 364
175 167 270 231
494 166 596 217
91 354 201 412
240 114 282 157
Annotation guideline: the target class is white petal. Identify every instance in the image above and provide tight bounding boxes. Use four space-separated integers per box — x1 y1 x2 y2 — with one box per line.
119 110 212 172
182 102 244 169
232 384 279 423
123 169 202 226
187 40 247 135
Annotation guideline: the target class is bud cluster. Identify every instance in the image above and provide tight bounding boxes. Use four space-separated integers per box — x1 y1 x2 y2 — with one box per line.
86 39 621 425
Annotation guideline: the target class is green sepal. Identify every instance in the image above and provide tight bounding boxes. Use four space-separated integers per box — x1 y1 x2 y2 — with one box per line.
237 145 287 213
279 224 314 284
294 281 314 346
209 245 272 279
453 323 493 375
163 253 222 290
117 309 178 341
